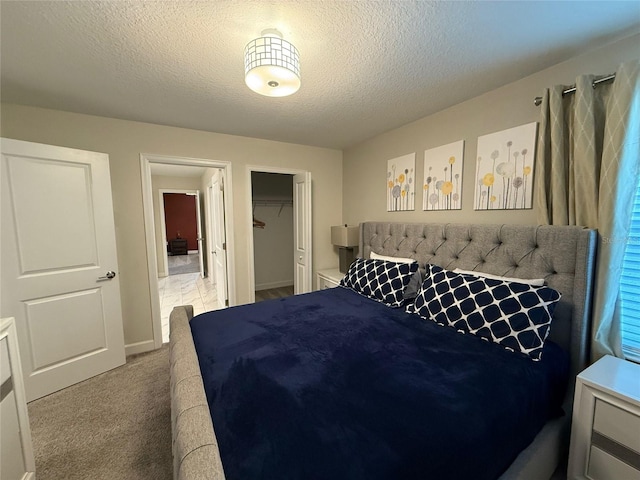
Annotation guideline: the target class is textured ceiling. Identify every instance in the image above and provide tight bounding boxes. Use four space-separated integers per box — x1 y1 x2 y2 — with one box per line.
1 1 639 149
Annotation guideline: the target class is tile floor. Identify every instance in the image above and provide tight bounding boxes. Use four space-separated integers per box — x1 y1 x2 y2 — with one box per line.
167 251 201 275
158 272 219 343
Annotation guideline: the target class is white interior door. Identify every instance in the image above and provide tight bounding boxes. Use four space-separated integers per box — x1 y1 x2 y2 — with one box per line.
211 171 228 308
194 191 205 278
0 138 125 402
293 172 312 294
206 184 215 288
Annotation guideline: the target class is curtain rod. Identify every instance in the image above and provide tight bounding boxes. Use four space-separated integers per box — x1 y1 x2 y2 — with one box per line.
533 73 616 106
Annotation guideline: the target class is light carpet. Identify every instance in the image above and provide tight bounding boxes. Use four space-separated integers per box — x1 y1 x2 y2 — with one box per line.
28 346 172 480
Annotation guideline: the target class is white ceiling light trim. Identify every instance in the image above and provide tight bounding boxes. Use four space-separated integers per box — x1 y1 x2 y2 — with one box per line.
244 29 301 97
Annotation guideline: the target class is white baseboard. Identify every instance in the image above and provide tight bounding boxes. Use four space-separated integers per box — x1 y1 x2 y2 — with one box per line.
188 250 198 254
255 279 294 291
125 339 156 357
158 271 167 278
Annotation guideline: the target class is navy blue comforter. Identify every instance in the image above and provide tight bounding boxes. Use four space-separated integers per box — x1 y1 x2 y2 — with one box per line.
191 287 568 480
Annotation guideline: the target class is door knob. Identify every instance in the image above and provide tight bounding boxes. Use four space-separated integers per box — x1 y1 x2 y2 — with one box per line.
97 271 116 281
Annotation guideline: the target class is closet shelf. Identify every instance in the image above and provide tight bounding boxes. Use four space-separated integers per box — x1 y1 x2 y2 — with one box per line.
252 199 293 217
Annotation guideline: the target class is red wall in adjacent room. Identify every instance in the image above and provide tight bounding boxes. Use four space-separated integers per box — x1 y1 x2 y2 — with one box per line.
163 193 197 251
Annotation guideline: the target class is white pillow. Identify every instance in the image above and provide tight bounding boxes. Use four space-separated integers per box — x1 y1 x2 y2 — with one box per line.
370 251 416 264
453 268 545 286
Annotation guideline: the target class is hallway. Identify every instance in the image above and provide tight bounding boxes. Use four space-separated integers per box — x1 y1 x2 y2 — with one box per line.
158 272 219 343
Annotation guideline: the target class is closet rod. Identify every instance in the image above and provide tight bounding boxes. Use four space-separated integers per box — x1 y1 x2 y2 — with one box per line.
533 73 615 106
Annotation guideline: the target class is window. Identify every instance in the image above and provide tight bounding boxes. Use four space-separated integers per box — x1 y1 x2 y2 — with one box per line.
620 177 640 363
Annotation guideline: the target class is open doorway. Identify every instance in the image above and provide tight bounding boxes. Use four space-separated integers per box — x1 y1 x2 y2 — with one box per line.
160 190 203 277
141 155 235 348
246 166 312 303
251 172 295 302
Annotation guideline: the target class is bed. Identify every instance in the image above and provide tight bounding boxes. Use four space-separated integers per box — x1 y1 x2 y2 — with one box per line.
169 222 596 480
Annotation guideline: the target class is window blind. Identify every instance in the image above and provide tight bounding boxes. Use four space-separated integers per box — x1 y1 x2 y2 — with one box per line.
620 178 640 363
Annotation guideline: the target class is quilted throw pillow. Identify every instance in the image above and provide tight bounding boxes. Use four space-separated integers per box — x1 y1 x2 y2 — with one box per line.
370 251 423 300
340 258 419 307
408 264 561 360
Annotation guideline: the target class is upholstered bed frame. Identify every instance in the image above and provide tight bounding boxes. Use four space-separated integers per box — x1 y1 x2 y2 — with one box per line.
169 222 596 480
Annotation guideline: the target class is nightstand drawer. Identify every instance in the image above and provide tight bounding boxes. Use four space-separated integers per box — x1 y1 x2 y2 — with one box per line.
318 276 339 290
568 356 640 479
594 399 640 453
588 446 640 480
316 269 344 291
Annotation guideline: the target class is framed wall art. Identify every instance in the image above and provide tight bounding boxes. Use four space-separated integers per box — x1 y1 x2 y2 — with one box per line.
474 122 537 210
423 140 464 211
387 153 415 212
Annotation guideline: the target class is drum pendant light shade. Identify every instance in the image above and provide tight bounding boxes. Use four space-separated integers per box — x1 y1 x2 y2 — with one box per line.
244 29 300 97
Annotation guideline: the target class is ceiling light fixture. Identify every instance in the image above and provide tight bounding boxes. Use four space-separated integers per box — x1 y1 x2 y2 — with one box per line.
244 29 300 97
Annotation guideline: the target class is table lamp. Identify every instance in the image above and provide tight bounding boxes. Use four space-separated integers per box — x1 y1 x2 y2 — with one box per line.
331 225 359 273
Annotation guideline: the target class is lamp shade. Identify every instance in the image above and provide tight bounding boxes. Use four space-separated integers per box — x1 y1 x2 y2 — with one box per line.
244 29 300 97
331 225 359 247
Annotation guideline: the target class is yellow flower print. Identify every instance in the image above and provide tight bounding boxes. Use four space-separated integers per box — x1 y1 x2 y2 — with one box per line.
482 173 495 187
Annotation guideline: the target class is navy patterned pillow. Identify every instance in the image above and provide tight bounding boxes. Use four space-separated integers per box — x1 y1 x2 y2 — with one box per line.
340 258 419 307
408 264 561 360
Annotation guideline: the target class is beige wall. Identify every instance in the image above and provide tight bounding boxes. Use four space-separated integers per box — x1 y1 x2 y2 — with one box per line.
151 175 203 276
342 33 640 226
253 205 295 289
0 108 343 350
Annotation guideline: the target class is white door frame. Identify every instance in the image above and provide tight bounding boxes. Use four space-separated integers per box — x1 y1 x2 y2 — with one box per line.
157 189 202 278
206 181 215 288
246 165 312 303
141 154 235 349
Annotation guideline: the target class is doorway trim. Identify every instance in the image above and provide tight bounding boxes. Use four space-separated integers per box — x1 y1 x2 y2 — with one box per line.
246 165 311 303
141 153 236 349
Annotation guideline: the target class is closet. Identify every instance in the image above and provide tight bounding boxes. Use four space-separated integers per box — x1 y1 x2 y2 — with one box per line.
251 172 294 296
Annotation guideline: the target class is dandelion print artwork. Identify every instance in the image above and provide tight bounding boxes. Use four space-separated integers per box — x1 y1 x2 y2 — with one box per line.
423 140 464 211
474 122 537 210
387 153 415 211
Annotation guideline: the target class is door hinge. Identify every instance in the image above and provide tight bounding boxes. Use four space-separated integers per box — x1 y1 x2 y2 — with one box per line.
223 242 226 250
225 299 229 307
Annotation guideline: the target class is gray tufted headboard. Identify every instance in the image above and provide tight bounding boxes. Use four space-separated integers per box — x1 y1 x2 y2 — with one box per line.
360 222 597 382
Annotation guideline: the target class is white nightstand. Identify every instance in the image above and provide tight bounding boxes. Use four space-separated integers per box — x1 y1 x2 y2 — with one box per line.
1 317 36 480
316 268 344 290
567 355 640 480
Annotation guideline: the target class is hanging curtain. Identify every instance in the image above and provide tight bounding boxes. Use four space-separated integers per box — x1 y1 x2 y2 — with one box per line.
534 60 640 361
